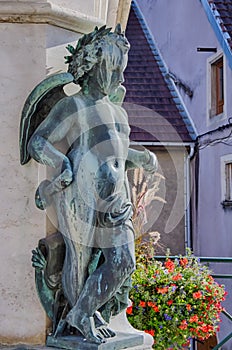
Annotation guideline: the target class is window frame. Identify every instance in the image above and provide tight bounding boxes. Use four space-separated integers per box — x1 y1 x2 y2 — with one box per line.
207 52 226 124
215 57 224 115
221 154 232 208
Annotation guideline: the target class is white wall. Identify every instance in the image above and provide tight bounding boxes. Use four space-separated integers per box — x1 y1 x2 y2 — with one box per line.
0 0 130 344
0 23 47 344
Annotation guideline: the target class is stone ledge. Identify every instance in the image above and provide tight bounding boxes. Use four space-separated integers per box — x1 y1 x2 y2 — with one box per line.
46 332 144 350
0 1 105 33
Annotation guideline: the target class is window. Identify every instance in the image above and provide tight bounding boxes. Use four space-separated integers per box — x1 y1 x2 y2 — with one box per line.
221 155 232 208
207 54 225 120
211 56 224 116
225 162 232 201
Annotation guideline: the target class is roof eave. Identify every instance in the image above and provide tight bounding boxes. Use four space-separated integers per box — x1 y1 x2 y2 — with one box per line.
131 0 198 141
200 0 232 69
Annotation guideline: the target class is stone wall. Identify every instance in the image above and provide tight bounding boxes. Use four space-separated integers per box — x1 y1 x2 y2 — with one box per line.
0 0 132 345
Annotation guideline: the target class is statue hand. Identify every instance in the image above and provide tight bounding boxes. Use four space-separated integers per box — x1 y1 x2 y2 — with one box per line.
35 163 73 210
31 247 47 271
59 167 73 188
35 180 52 210
46 167 73 195
49 158 73 190
143 150 158 174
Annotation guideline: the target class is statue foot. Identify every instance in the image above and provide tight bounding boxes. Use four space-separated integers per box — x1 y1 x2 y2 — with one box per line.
94 312 116 338
66 310 105 344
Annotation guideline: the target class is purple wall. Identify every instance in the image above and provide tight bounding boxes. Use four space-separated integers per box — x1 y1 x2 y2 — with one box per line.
136 0 232 347
136 0 232 133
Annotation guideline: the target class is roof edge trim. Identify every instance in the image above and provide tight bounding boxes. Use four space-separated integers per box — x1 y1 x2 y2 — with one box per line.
200 0 232 69
130 141 195 147
131 0 197 140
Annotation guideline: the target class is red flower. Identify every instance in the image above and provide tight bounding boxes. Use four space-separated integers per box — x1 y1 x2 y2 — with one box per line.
172 273 182 281
147 301 159 312
193 291 202 299
157 287 169 294
165 259 175 272
139 301 146 308
186 304 191 311
182 340 190 347
208 275 214 282
179 320 188 330
167 300 173 306
200 325 208 333
126 306 133 315
145 329 155 336
180 257 188 266
153 305 159 312
147 301 156 307
189 315 198 323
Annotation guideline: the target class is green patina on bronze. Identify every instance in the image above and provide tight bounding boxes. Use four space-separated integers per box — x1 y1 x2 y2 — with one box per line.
20 24 157 348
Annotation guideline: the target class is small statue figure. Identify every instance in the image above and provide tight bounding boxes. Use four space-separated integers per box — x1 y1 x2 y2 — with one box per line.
20 24 157 346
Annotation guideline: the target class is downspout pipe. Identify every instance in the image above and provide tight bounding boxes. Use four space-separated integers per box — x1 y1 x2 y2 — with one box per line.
185 144 195 251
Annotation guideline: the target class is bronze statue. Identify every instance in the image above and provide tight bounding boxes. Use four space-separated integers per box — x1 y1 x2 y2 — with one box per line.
20 24 157 347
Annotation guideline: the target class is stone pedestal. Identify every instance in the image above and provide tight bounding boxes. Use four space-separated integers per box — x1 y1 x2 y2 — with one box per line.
44 310 154 350
46 332 143 350
109 311 154 350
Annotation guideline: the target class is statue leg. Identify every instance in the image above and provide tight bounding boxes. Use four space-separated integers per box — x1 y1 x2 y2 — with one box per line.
66 225 135 344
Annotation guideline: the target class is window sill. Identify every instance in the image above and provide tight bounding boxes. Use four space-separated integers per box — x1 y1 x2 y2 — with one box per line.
208 111 225 123
221 200 232 209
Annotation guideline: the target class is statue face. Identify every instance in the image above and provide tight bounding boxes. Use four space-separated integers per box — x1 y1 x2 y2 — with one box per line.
108 54 127 94
93 47 128 96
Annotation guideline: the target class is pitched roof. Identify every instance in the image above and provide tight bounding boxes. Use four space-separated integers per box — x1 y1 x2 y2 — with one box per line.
200 0 232 68
124 1 196 144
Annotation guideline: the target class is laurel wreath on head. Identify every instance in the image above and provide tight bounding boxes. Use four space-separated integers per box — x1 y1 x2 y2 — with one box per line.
64 26 112 84
64 24 130 85
65 25 112 64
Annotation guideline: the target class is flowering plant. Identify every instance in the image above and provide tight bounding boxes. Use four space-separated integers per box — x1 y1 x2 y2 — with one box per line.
127 249 227 349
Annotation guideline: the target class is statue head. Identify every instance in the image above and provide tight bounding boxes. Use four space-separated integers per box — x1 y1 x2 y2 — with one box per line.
65 24 130 93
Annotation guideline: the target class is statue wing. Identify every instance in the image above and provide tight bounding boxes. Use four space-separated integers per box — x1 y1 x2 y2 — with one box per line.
19 72 74 165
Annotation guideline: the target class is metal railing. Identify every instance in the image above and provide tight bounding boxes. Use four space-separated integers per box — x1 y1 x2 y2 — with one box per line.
155 256 232 350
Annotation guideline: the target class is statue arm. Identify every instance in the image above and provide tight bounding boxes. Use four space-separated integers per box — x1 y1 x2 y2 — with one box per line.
126 148 158 173
28 97 76 188
32 248 55 320
28 97 75 167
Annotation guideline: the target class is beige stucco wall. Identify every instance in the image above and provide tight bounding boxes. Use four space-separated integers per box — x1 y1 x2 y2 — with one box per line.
0 23 47 344
0 0 131 345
